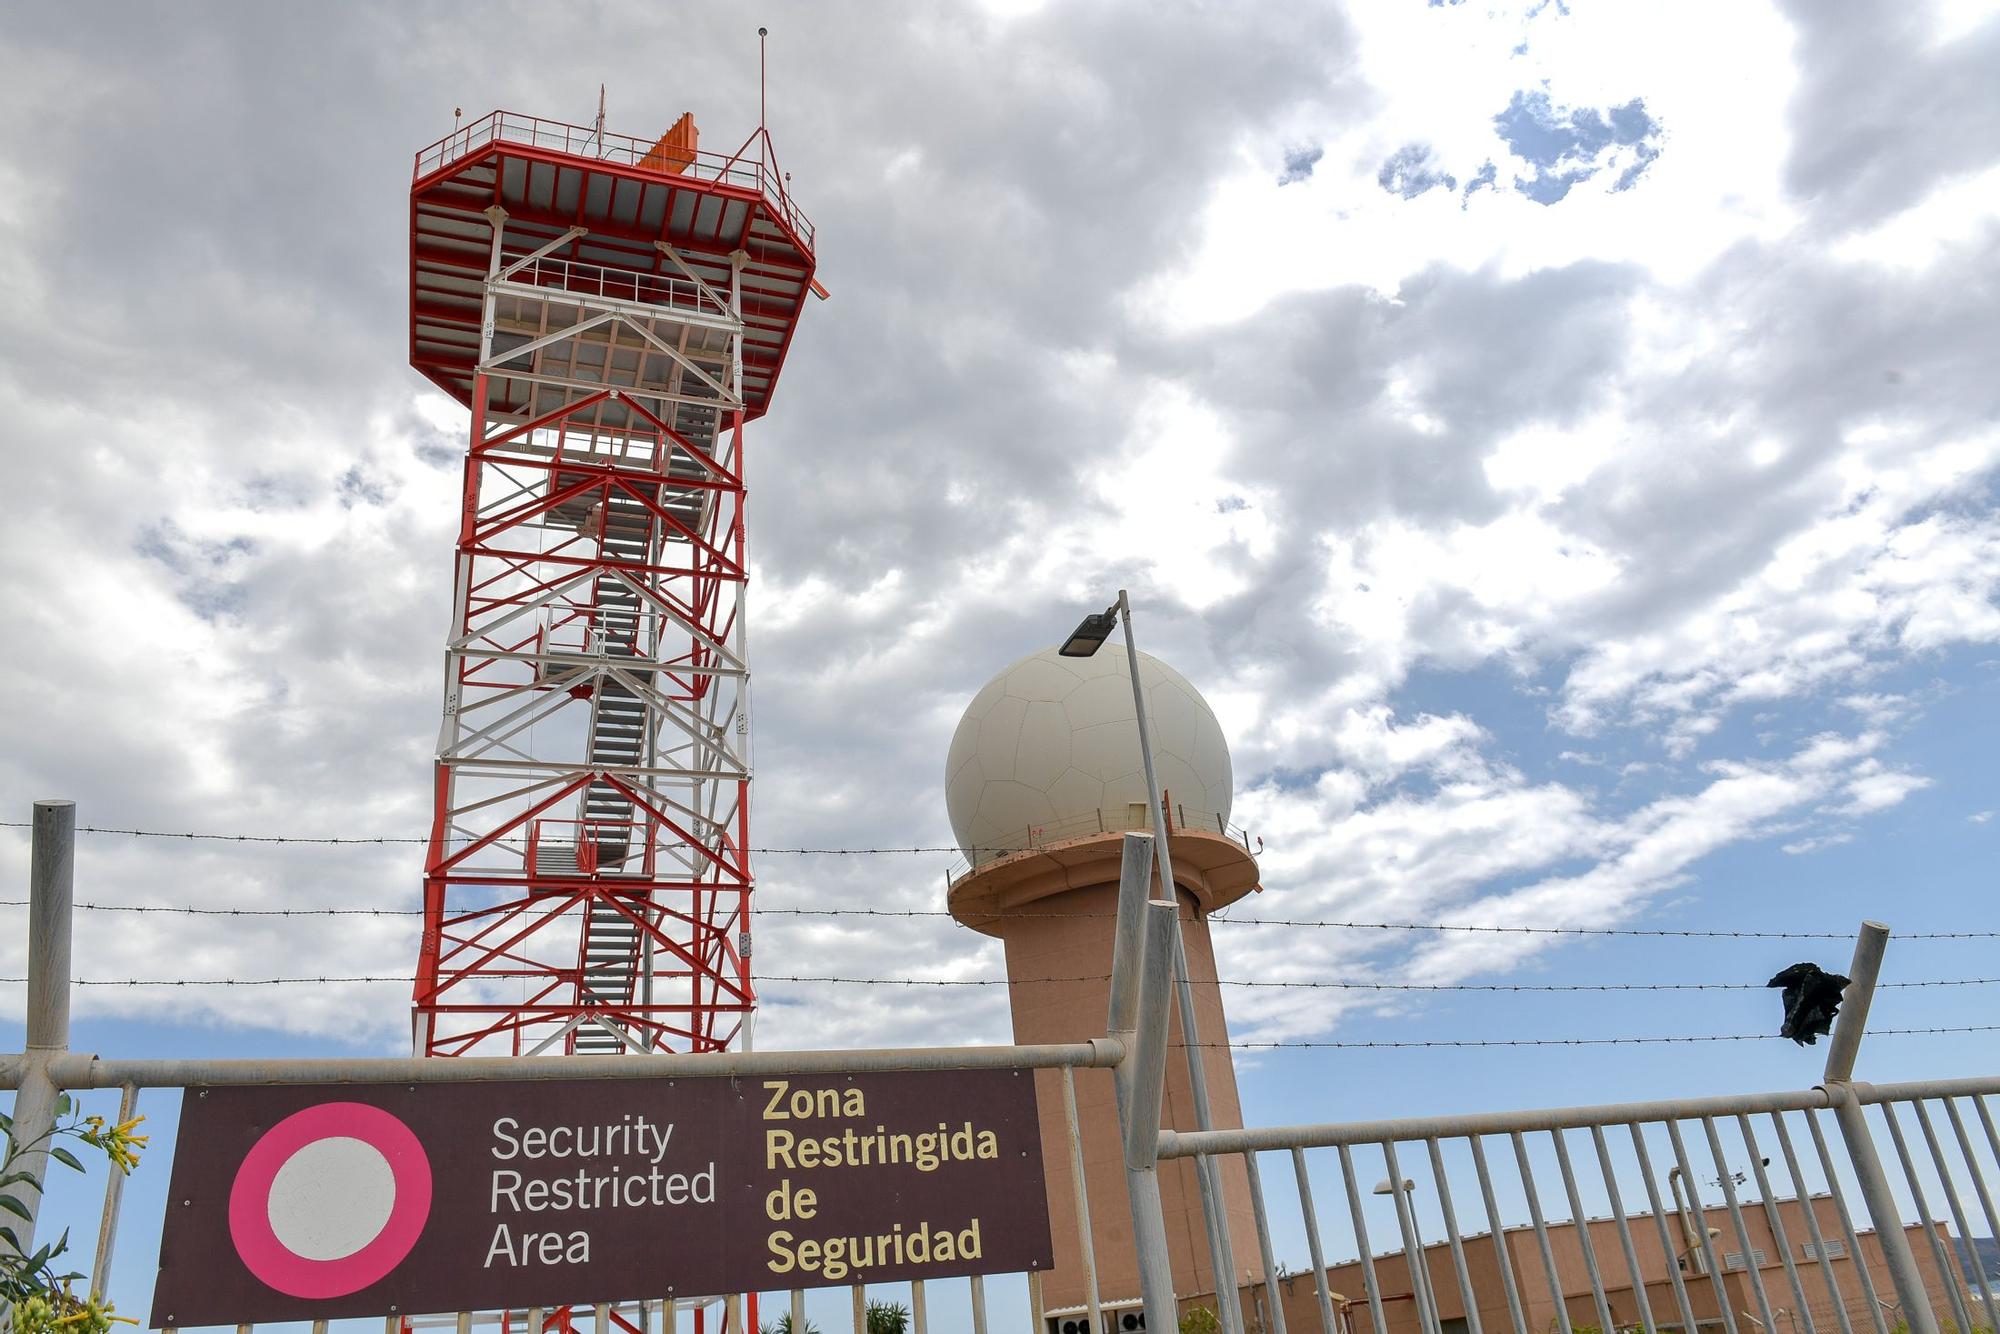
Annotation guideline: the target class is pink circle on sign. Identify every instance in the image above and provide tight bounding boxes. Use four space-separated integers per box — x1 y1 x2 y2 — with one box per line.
227 1101 432 1298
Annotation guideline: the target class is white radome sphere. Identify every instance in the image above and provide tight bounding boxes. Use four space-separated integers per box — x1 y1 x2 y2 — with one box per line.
945 645 1233 859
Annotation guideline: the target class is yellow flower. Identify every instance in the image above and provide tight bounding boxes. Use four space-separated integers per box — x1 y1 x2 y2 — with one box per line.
77 1115 148 1174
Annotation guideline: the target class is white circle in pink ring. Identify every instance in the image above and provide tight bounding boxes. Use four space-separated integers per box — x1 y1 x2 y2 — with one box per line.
228 1102 432 1298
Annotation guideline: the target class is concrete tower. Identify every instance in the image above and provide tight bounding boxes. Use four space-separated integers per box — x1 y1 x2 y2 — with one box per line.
945 645 1262 1319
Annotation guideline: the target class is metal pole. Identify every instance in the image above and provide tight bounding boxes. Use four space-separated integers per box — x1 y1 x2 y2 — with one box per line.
1293 1149 1340 1334
1116 589 1240 1333
1425 1138 1486 1334
1124 902 1180 1172
26 802 71 1054
1831 1094 1938 1334
1106 834 1156 1051
1061 1067 1104 1334
1106 834 1171 1329
89 1083 140 1295
1820 922 1939 1334
2 800 75 1260
1380 1168 1438 1334
1822 922 1888 1085
15 1040 1125 1091
1244 1153 1289 1334
1115 898 1185 1334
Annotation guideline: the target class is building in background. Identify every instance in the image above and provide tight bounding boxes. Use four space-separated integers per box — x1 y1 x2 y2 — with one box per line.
1197 1195 1971 1334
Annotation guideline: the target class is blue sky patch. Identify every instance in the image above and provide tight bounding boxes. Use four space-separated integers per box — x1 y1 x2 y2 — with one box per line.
1378 142 1459 199
1494 88 1663 203
1461 159 1499 204
1279 144 1324 186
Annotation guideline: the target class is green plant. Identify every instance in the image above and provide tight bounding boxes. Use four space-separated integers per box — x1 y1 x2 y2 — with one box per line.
759 1315 820 1334
0 1096 147 1334
1180 1307 1222 1334
866 1300 911 1334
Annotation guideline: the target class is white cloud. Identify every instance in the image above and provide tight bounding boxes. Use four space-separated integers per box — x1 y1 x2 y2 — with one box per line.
1833 761 1933 816
1833 163 2000 270
1 2 1994 1057
1137 0 1799 327
1220 728 1902 1039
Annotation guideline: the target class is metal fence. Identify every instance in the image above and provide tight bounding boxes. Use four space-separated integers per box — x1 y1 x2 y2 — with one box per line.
1155 1076 2000 1334
0 803 1107 1334
1131 924 1995 1334
4 805 1995 1334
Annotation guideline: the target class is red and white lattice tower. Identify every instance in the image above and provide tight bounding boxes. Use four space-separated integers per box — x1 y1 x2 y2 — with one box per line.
407 109 816 1058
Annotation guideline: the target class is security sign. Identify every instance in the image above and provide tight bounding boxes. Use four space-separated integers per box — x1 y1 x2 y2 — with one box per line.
151 1071 1051 1328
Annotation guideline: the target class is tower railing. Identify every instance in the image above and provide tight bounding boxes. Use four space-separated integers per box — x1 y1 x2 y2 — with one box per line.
495 253 739 326
947 806 1254 884
413 110 815 248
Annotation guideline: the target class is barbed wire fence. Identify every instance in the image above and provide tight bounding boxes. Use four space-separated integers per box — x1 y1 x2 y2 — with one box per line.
5 819 1993 1052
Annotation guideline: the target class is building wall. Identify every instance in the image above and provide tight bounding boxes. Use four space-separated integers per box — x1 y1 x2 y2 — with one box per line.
1001 879 1259 1315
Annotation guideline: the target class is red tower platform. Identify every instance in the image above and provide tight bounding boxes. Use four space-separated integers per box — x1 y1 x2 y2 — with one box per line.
407 110 816 1058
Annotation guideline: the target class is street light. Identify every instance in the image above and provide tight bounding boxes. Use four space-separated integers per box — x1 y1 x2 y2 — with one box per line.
1373 1178 1441 1334
1668 1164 1726 1274
1059 603 1120 657
1059 588 1241 1334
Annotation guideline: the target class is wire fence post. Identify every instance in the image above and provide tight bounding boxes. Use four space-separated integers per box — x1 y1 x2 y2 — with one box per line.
1107 824 1182 1334
2 799 76 1262
1821 922 1940 1334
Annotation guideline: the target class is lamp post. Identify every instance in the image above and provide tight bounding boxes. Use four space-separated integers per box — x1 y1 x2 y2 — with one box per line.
1062 589 1242 1334
1375 1178 1441 1334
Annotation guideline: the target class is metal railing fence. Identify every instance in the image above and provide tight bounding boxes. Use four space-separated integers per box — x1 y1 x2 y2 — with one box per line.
5 807 1995 1334
494 255 740 327
1152 1084 2000 1334
1140 923 1996 1334
0 802 1110 1334
412 111 815 250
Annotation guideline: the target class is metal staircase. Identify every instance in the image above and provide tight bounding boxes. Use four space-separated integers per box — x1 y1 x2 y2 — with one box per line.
574 487 655 1052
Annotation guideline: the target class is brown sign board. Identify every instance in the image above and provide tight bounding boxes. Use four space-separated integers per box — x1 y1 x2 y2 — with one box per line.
151 1069 1052 1327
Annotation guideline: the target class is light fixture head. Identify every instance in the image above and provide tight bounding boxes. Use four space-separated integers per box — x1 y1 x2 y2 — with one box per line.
1058 604 1120 657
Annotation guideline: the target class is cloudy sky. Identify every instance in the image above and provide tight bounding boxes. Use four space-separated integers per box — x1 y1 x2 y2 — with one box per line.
3 0 1998 1135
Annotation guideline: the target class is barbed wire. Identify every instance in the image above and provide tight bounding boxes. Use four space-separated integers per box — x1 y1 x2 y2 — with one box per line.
6 822 1994 940
6 897 1994 941
765 906 2000 940
0 822 986 854
4 972 1992 992
0 971 1988 1048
